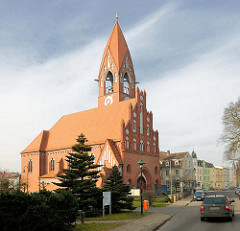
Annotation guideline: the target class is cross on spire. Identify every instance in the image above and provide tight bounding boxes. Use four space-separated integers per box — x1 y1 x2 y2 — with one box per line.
116 11 118 22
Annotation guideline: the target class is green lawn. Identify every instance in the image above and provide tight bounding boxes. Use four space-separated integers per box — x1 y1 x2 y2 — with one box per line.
85 211 147 221
73 222 125 231
133 197 170 207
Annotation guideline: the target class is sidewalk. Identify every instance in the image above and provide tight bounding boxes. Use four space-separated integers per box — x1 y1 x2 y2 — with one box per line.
110 194 193 231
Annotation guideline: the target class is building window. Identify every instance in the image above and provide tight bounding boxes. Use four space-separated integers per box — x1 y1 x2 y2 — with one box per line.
147 124 150 136
124 72 130 94
165 161 169 167
176 170 179 175
140 104 143 134
166 170 169 176
28 159 33 173
155 167 158 175
132 120 137 133
140 140 144 152
153 142 156 153
90 153 95 164
50 157 55 171
147 141 150 152
125 136 129 149
127 164 131 173
175 160 179 166
133 138 137 150
105 71 113 94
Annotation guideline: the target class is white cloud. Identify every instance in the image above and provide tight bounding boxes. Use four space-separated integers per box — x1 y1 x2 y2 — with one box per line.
0 39 105 171
143 32 240 165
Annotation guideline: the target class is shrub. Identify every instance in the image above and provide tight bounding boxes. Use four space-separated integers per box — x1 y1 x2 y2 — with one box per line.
0 189 78 231
143 191 156 206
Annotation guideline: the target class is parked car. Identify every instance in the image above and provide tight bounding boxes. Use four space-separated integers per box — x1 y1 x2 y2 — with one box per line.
193 191 205 201
200 195 235 221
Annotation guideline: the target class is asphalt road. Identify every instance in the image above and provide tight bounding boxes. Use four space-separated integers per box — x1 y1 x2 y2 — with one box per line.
155 190 240 231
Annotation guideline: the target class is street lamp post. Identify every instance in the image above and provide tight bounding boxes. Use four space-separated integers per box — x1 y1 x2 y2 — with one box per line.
23 166 29 193
137 160 146 215
170 160 172 200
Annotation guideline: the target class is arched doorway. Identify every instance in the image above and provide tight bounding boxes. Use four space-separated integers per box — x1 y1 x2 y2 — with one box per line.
137 176 146 191
135 167 152 191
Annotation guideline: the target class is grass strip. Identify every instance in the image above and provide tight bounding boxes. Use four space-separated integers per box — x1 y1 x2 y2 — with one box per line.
73 222 125 231
85 211 147 221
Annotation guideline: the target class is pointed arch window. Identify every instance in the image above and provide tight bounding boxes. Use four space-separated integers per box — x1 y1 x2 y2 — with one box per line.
124 72 130 94
140 103 143 135
127 164 131 173
147 141 150 153
147 124 150 136
125 136 129 149
140 140 144 152
50 157 55 171
105 71 113 94
133 138 137 150
132 119 137 133
153 142 156 153
28 159 33 173
90 153 95 164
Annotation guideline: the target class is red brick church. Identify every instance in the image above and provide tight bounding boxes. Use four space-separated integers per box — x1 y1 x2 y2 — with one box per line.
21 17 161 193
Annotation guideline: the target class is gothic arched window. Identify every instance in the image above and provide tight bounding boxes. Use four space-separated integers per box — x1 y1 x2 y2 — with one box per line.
90 153 95 164
147 124 150 136
50 157 55 171
28 159 33 173
140 140 144 152
125 136 129 149
105 71 113 94
127 164 131 173
147 141 150 153
133 138 137 150
132 119 137 133
124 72 130 94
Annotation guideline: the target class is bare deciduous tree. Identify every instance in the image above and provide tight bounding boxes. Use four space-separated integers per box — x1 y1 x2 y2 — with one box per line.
219 97 240 160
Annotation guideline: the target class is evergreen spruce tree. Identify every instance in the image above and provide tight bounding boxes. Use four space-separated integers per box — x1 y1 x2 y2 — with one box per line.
54 134 102 216
103 165 135 213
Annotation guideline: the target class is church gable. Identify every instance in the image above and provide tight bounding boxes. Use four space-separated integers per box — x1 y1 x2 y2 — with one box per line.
123 88 159 155
96 139 122 170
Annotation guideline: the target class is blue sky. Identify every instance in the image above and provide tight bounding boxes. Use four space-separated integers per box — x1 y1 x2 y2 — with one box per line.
1 0 240 171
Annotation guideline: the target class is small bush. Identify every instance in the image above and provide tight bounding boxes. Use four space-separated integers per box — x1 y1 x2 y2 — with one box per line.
143 191 156 206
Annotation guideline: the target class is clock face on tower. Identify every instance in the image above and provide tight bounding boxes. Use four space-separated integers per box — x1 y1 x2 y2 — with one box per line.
104 96 113 106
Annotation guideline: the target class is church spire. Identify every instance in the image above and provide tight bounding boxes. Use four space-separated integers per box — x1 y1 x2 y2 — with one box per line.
98 19 136 107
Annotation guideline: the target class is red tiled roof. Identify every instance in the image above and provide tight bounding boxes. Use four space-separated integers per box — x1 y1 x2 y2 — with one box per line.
22 98 136 153
163 152 189 160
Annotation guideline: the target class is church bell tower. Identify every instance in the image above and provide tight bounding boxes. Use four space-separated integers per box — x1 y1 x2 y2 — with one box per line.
98 16 136 107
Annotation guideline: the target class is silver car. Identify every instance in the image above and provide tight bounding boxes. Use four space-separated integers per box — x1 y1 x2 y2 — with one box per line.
200 195 235 221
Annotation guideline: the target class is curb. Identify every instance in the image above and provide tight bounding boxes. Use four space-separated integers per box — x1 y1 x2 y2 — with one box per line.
151 216 172 231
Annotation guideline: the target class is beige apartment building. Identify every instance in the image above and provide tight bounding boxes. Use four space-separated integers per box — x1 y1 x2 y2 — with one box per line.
215 166 223 189
210 167 215 189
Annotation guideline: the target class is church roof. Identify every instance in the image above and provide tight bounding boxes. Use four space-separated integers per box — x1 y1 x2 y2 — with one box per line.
22 98 136 153
99 21 128 73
